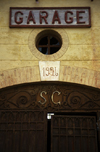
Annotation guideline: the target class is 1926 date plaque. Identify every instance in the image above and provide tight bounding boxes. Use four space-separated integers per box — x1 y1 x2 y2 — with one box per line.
9 7 91 28
39 61 60 81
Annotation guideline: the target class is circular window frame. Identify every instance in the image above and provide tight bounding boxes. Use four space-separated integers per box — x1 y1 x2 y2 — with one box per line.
36 31 62 55
28 29 69 60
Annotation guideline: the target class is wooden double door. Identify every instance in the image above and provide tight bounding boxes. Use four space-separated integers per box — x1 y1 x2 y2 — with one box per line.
0 82 100 152
0 110 98 152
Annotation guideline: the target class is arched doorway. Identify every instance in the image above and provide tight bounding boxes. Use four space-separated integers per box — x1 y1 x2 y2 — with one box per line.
0 82 99 152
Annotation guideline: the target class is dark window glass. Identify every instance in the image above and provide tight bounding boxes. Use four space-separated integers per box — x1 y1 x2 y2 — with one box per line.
50 37 59 45
36 34 62 55
50 47 60 54
38 47 48 54
39 37 48 45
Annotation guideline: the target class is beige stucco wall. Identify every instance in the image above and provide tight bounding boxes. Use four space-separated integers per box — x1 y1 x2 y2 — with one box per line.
0 0 100 88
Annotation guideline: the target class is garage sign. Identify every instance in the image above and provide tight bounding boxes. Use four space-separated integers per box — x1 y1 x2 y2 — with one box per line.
10 7 91 28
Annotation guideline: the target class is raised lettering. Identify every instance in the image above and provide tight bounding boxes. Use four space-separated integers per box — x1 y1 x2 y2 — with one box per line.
46 67 49 76
39 11 48 24
27 11 36 24
55 67 58 76
77 11 85 24
38 91 47 105
52 11 61 24
15 11 23 24
51 91 61 105
65 11 73 23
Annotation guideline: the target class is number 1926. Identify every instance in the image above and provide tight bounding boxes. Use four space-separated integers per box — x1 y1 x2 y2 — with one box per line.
43 67 58 76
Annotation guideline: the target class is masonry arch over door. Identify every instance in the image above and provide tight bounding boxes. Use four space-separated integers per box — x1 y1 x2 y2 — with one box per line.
0 82 100 152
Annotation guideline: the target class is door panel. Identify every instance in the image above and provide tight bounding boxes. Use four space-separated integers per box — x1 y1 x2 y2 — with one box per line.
51 115 98 152
0 110 47 152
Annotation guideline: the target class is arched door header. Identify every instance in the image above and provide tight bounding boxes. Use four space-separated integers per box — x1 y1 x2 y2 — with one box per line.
0 82 100 112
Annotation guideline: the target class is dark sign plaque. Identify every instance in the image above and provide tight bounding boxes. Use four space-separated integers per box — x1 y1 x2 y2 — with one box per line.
10 7 91 28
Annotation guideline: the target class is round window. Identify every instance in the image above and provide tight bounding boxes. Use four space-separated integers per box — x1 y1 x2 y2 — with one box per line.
36 30 62 55
28 29 69 60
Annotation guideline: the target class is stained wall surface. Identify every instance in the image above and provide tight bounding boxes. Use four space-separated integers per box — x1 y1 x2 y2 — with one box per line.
0 0 100 88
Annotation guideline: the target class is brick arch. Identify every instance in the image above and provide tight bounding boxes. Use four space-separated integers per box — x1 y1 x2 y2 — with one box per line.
0 65 100 89
60 65 100 89
0 66 40 89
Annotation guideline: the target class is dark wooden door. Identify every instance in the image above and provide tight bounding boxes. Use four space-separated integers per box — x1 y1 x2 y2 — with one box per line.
0 82 100 152
0 110 47 152
51 115 98 152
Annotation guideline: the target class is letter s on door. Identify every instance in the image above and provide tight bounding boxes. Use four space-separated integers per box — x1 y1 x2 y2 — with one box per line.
38 91 47 105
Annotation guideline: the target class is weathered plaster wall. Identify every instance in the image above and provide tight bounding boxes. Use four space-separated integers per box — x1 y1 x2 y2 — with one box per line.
0 0 100 88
